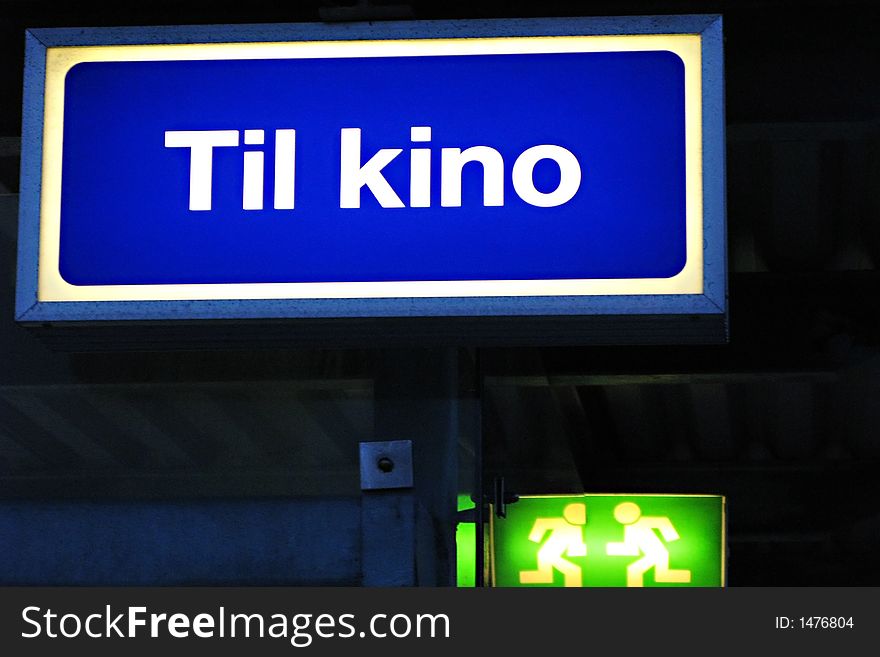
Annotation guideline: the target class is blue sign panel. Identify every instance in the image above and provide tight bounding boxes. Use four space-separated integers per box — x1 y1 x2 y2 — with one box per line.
59 51 685 286
16 17 725 331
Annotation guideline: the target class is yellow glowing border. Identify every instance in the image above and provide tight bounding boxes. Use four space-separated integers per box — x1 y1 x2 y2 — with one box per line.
38 35 703 302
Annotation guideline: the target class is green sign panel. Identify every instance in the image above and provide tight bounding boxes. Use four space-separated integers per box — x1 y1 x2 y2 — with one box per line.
456 494 477 587
492 495 725 587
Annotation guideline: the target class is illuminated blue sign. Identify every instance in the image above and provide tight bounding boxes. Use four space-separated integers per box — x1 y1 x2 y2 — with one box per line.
16 17 726 336
61 51 683 286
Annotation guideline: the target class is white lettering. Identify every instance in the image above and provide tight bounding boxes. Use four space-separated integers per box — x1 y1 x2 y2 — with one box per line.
59 614 81 638
440 146 505 207
165 130 240 211
21 606 41 638
512 144 582 207
44 609 57 638
85 613 103 638
150 613 167 638
339 128 404 208
167 126 581 212
128 606 147 637
106 606 125 637
167 613 190 638
273 129 297 210
410 126 432 207
242 150 264 210
193 613 215 638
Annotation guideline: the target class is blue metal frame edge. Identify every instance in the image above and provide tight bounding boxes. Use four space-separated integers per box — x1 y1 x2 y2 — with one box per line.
18 294 724 322
700 16 728 314
28 15 722 46
15 31 47 321
16 16 727 324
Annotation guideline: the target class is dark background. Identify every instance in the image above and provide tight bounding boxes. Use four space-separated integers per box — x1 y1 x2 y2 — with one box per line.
1 1 879 586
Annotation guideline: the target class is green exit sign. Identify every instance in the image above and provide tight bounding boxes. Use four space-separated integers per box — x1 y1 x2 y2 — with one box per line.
491 495 725 587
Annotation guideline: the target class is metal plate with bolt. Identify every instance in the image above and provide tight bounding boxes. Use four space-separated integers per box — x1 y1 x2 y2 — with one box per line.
359 440 413 490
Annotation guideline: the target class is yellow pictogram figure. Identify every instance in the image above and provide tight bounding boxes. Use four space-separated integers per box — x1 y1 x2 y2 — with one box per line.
606 502 692 587
519 503 587 587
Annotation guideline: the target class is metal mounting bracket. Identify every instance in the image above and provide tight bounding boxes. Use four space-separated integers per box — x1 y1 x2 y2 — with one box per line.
359 440 414 490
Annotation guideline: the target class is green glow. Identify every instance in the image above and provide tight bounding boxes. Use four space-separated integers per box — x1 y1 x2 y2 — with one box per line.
456 494 476 587
492 495 725 587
